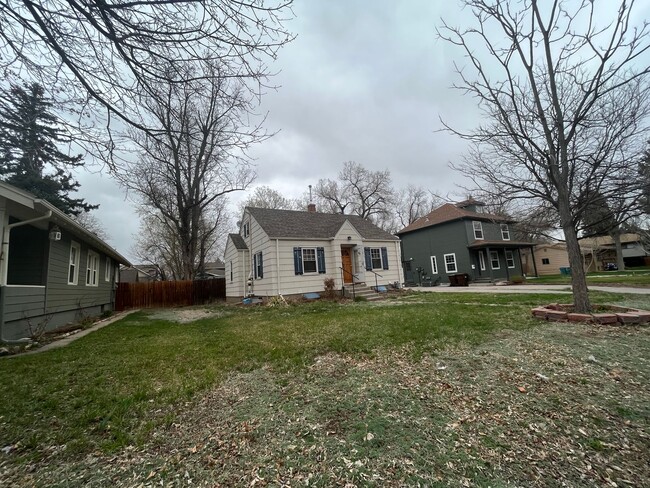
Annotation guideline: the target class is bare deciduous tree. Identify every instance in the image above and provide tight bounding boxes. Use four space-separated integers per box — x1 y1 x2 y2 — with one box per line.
0 0 294 162
440 0 650 312
315 161 394 224
134 199 229 280
124 60 254 280
239 185 300 215
395 185 440 229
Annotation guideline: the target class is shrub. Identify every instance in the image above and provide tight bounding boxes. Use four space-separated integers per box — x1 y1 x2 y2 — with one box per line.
323 277 337 299
510 275 525 284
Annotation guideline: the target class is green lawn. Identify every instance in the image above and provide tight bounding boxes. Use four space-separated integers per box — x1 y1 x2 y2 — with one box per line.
1 291 649 486
529 269 650 286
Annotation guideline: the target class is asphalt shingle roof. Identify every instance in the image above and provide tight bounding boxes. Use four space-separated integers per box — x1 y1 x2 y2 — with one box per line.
228 233 248 250
246 207 398 241
396 203 511 235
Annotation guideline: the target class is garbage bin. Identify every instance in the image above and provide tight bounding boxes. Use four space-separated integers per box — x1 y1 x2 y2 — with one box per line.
559 267 572 276
449 273 470 287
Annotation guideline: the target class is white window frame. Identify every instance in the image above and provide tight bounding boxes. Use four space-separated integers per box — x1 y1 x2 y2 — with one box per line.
68 241 81 285
478 251 486 271
430 256 438 274
542 258 550 265
505 250 515 269
253 251 263 279
104 257 111 282
501 224 511 241
86 250 99 286
242 222 250 238
473 221 484 240
490 251 500 270
370 248 383 270
444 253 457 273
302 248 318 274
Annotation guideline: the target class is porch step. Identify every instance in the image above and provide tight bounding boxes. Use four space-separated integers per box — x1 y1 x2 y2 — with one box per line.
473 278 494 284
342 283 384 301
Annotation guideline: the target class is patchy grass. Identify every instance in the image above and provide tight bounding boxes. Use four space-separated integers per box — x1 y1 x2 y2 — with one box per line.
529 270 650 286
1 292 649 486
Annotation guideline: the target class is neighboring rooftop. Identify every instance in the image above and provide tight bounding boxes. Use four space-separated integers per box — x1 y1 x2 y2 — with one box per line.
246 207 398 241
397 202 511 235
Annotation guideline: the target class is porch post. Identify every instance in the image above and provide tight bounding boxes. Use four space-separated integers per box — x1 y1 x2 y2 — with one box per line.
486 246 493 281
504 248 510 281
529 246 539 277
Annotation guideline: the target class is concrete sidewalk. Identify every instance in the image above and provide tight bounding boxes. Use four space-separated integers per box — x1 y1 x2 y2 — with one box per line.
5 309 139 358
407 284 650 295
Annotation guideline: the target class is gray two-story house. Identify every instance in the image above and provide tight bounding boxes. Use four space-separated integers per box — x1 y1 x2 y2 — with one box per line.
397 199 535 284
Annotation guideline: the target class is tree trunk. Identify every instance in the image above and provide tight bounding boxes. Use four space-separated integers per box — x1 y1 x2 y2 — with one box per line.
611 230 625 271
558 200 591 313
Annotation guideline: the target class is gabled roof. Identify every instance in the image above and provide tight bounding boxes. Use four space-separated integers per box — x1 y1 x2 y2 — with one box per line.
246 207 398 241
0 181 131 265
396 202 511 235
228 233 248 250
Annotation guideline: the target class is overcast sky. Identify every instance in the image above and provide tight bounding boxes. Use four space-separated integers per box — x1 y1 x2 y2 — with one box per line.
70 0 649 263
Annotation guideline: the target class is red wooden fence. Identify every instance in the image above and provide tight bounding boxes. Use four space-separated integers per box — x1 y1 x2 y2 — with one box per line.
115 279 226 311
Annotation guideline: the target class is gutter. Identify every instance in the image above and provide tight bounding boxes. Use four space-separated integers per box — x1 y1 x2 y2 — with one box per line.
0 210 53 344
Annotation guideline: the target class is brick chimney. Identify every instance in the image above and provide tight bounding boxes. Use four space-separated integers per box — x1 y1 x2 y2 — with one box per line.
307 203 316 213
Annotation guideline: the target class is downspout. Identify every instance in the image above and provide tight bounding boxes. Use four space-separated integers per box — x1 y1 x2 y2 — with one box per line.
0 210 53 344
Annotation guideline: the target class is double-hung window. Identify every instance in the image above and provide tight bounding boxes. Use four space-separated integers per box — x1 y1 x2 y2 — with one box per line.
490 251 500 270
430 256 438 274
364 247 389 271
242 222 250 238
294 247 326 275
253 251 264 279
105 257 112 282
302 248 317 273
473 221 484 240
370 248 382 269
68 241 80 285
86 251 99 286
444 253 457 273
506 250 515 268
501 224 511 241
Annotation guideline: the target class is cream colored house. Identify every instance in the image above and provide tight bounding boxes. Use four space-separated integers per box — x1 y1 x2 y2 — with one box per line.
224 206 404 300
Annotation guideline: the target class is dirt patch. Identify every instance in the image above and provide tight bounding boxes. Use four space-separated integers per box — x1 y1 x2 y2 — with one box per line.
147 308 228 323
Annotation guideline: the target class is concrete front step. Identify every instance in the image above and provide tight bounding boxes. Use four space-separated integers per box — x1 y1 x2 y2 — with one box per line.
342 284 384 301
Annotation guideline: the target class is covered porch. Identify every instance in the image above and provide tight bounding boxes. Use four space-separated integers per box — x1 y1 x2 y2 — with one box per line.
467 240 538 282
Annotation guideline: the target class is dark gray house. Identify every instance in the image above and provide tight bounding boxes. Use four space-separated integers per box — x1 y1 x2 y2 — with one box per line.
397 199 535 284
0 182 131 342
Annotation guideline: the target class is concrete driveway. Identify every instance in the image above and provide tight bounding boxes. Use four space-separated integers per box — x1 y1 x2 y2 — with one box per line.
407 284 650 295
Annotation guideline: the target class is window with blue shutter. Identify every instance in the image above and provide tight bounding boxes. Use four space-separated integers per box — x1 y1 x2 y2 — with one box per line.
293 247 303 275
381 247 389 270
364 247 372 270
317 247 326 273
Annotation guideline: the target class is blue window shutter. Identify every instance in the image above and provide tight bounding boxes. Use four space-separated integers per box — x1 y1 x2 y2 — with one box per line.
293 247 303 275
364 247 372 271
259 252 263 279
381 247 389 270
253 253 257 278
317 247 326 273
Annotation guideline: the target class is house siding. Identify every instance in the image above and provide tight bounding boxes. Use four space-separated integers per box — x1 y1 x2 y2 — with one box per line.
401 220 470 283
45 233 116 313
224 238 247 298
2 286 46 322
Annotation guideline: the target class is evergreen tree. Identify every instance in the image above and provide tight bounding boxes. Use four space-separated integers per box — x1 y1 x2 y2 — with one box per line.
0 83 97 215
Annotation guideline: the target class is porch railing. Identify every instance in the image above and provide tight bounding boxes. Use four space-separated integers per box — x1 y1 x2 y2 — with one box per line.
339 267 359 299
366 269 383 291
